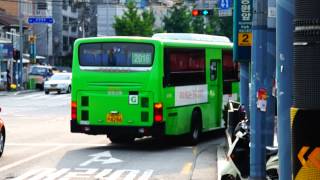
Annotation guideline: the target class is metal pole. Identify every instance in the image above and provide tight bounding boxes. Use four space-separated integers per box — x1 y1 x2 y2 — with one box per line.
265 0 276 146
240 62 250 114
19 0 24 89
250 0 268 178
276 0 294 178
265 28 276 146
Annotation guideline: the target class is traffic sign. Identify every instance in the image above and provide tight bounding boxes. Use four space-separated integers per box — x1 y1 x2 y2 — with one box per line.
233 0 253 62
28 17 54 24
218 9 232 17
238 32 252 46
218 0 232 10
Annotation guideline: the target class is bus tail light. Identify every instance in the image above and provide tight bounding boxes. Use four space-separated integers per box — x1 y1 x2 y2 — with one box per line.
71 101 77 120
154 103 163 122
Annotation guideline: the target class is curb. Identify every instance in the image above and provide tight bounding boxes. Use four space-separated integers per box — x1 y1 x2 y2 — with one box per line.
217 143 228 180
14 90 38 95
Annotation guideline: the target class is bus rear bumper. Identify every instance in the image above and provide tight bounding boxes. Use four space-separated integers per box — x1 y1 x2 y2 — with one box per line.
70 120 165 137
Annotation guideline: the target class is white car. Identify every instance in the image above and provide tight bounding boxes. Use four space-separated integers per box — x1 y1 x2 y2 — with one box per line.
44 73 72 94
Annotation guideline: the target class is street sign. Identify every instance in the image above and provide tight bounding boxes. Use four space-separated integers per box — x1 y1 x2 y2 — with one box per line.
28 17 54 24
218 9 232 17
238 32 252 46
233 0 253 62
218 0 232 10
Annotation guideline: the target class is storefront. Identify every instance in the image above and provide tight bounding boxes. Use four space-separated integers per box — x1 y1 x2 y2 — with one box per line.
0 39 13 90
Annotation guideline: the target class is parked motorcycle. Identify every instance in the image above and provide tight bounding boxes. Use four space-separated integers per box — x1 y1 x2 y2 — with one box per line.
221 106 278 180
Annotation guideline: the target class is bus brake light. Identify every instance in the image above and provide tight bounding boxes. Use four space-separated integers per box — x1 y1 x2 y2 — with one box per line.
154 103 163 122
71 101 77 120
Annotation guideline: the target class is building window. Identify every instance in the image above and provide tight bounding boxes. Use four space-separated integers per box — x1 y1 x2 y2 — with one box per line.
63 0 68 10
63 36 69 51
69 18 77 32
63 16 68 31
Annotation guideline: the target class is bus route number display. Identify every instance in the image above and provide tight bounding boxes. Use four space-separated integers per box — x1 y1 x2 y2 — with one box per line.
132 52 152 65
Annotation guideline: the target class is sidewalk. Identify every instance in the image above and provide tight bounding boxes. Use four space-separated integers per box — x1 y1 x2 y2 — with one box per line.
0 89 38 96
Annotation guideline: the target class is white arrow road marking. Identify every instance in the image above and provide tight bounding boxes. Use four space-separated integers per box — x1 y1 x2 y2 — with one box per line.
80 151 123 167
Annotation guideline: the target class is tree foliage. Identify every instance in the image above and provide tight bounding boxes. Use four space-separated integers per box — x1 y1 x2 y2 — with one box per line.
163 5 192 33
113 1 155 36
163 5 233 39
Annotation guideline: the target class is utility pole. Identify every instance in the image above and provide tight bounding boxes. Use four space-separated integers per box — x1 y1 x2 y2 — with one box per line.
250 0 268 178
276 0 294 179
19 0 24 89
265 0 276 146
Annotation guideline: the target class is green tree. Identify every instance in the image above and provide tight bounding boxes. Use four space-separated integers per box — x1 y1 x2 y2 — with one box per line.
113 1 155 36
191 16 207 34
163 5 192 33
206 10 233 39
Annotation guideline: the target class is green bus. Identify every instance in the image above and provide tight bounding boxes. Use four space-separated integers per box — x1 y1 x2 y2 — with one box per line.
70 33 239 144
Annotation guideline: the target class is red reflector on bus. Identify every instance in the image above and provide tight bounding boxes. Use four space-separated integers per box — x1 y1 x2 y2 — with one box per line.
71 101 77 121
154 103 163 122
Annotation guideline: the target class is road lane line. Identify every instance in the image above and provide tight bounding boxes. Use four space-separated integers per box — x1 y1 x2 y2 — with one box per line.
180 162 193 175
0 146 64 173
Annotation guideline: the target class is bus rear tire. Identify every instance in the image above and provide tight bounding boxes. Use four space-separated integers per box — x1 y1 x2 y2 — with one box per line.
187 110 202 145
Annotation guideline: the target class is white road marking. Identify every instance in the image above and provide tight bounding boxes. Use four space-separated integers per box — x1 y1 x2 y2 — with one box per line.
6 143 105 147
13 168 154 180
80 151 122 167
0 146 64 173
107 170 139 180
137 170 154 180
28 168 58 180
59 168 98 180
12 168 71 180
12 169 44 180
42 168 71 180
123 170 140 180
94 169 113 179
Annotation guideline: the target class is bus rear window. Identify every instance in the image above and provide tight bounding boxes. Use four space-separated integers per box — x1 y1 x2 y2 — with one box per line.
79 43 154 67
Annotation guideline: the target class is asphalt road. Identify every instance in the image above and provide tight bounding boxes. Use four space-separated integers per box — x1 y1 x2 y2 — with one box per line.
0 91 225 180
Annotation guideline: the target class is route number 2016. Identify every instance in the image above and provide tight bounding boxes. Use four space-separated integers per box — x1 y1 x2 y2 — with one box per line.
238 33 252 46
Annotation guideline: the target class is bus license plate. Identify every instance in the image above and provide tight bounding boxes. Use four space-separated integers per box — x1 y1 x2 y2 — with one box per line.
107 113 122 123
